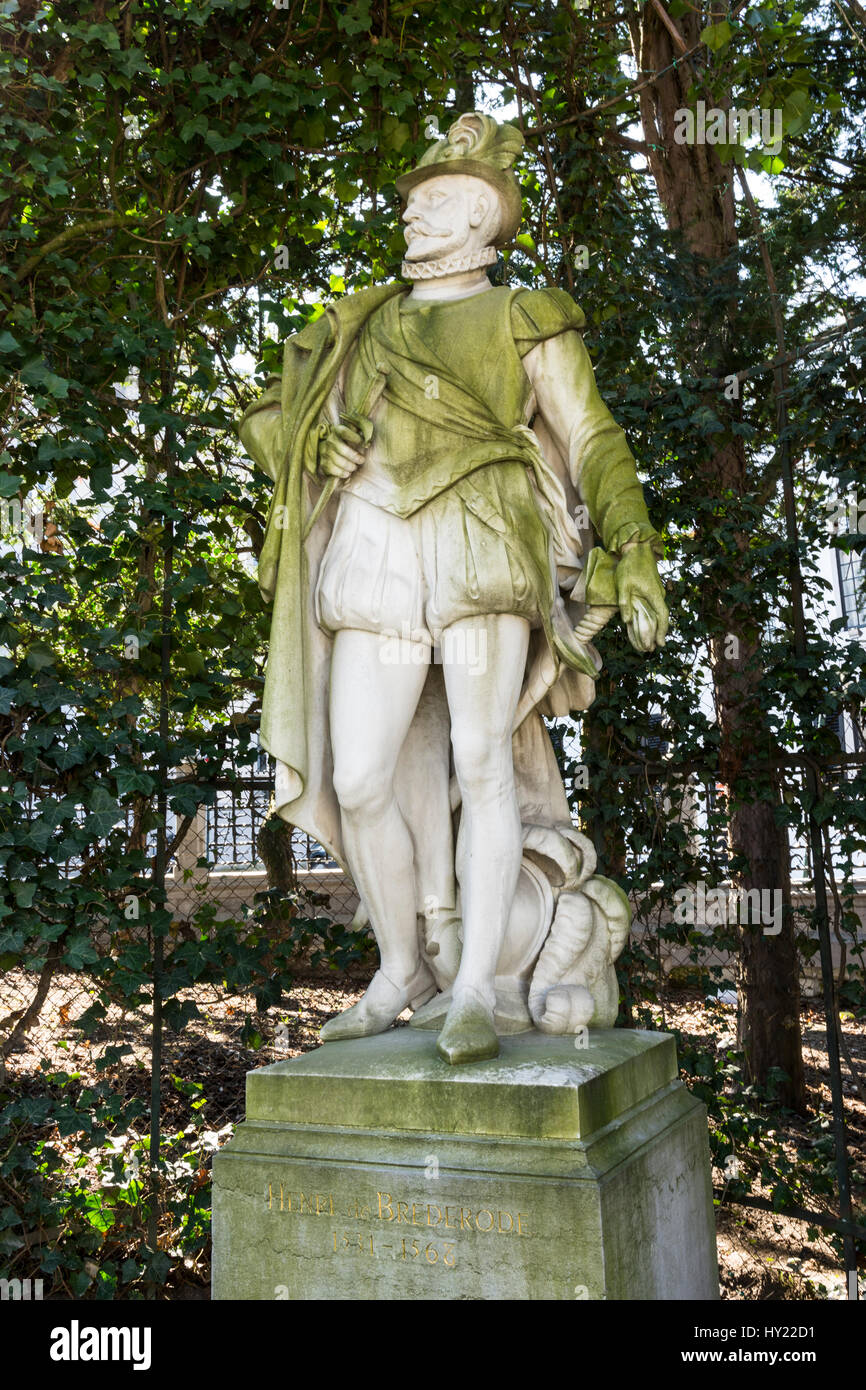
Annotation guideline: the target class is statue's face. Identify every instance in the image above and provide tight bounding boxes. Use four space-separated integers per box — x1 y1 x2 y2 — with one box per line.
402 173 496 263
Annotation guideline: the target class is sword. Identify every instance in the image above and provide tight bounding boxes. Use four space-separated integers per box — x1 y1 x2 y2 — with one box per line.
302 361 390 541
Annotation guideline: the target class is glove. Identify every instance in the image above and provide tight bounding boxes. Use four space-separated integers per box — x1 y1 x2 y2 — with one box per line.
615 540 669 652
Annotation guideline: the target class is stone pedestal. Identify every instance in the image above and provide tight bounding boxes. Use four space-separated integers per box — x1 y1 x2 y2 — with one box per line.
211 1028 718 1300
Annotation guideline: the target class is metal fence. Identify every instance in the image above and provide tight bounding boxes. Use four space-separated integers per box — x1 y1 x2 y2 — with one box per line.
2 746 863 1301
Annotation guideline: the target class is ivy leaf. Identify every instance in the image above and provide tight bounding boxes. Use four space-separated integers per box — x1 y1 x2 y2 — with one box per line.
25 642 56 671
701 19 734 50
12 881 37 909
83 787 122 838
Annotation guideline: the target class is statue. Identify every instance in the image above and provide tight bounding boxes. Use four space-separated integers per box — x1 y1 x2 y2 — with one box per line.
238 113 668 1065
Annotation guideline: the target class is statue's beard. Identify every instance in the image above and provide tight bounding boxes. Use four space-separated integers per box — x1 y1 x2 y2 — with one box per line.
401 245 497 280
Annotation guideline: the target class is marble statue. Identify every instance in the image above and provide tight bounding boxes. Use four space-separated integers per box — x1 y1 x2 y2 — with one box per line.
238 112 668 1064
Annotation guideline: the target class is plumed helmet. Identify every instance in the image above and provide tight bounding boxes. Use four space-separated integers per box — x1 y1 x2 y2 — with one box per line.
395 112 524 248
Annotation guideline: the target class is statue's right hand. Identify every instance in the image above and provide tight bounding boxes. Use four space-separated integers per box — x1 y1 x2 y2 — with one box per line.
318 421 366 480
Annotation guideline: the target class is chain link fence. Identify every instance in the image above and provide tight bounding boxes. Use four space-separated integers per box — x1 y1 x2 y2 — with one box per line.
2 746 864 1300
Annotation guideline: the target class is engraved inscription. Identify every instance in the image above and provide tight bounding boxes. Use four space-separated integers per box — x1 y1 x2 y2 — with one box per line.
266 1182 529 1269
330 1231 456 1265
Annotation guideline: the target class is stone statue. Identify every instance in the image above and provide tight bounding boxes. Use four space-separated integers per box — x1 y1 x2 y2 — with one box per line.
238 112 668 1064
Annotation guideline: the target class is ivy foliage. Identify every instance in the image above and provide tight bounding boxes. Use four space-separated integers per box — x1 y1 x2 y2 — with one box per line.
0 0 864 1294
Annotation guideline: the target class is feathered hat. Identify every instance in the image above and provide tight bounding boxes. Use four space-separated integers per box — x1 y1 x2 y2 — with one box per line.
395 112 524 247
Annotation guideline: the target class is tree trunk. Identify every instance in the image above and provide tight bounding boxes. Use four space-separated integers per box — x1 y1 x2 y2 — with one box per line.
257 813 299 895
621 3 806 1109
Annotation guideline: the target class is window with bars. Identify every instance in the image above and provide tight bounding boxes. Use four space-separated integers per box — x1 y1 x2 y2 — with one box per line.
203 746 338 871
204 744 272 869
837 547 866 631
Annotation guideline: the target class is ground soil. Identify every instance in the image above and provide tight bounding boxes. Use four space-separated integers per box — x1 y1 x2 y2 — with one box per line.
3 969 864 1300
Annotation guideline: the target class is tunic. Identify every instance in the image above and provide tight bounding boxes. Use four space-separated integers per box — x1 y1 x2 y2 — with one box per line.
237 280 661 851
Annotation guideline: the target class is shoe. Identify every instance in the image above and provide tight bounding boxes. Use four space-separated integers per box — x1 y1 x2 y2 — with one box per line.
409 986 452 1030
436 987 499 1065
320 963 437 1042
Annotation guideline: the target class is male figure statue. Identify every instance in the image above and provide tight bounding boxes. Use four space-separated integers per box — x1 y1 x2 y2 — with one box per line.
239 113 668 1064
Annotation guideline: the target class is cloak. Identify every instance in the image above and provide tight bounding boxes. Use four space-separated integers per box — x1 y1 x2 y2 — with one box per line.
238 283 659 893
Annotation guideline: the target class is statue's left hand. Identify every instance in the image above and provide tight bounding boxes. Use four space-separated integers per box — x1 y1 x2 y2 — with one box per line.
319 420 367 480
615 541 669 652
